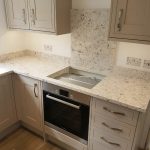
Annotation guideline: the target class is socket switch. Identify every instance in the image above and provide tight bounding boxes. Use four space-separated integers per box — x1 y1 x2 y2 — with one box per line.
126 57 142 67
143 60 150 69
44 44 53 52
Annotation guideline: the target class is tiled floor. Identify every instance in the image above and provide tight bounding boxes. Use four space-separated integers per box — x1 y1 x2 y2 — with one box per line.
0 128 62 150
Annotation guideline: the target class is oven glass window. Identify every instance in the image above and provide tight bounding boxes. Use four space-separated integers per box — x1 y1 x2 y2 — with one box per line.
43 91 89 141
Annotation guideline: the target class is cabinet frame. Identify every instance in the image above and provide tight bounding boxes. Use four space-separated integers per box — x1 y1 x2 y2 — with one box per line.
109 0 150 44
4 0 72 34
13 74 43 131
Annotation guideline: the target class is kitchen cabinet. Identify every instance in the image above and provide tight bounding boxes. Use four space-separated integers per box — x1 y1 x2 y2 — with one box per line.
89 98 150 150
5 0 29 29
5 0 72 34
0 75 17 132
28 0 55 32
13 75 43 131
109 0 150 44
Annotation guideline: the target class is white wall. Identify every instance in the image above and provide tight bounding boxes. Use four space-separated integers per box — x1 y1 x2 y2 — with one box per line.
117 42 150 71
23 32 71 57
72 0 111 9
1 0 150 71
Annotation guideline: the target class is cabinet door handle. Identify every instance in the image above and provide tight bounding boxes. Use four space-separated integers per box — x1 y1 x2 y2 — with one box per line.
102 122 123 133
101 137 121 147
34 84 38 98
31 9 36 25
117 9 124 31
103 107 126 116
22 9 27 24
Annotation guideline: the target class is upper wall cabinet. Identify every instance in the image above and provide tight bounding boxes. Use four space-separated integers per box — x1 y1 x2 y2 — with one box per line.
28 0 55 32
5 0 29 29
109 0 150 44
5 0 72 34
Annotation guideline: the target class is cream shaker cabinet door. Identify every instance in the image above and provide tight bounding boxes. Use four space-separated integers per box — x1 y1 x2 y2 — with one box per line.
13 75 42 131
5 0 29 29
109 0 150 43
28 0 55 32
0 75 17 132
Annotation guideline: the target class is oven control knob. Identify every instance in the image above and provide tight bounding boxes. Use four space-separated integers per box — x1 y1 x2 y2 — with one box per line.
70 94 74 99
55 90 59 94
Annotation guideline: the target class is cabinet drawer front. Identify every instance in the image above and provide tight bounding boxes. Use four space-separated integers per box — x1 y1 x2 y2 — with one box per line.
90 136 132 150
93 99 139 126
92 113 135 140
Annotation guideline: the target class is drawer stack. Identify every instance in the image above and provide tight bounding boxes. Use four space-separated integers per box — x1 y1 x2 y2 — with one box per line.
89 99 139 150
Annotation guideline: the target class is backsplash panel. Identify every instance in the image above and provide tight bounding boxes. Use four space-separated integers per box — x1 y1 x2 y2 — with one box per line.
71 9 117 75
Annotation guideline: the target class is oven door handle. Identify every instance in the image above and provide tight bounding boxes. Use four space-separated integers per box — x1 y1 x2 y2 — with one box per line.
46 95 81 110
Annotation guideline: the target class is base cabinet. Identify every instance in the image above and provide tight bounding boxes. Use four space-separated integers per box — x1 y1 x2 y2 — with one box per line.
13 75 43 131
0 75 17 132
89 98 150 150
89 98 139 150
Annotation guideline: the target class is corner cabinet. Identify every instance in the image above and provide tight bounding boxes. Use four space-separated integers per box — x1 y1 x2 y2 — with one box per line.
0 75 17 133
109 0 150 44
13 75 43 131
5 0 72 34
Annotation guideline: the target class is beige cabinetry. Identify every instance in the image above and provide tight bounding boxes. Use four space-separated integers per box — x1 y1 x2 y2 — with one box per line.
0 75 17 132
89 98 139 150
13 75 43 131
28 0 55 32
109 0 150 44
5 0 72 34
5 0 29 29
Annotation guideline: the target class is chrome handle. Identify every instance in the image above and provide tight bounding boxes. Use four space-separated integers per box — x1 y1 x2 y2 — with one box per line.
101 137 121 147
22 9 26 24
31 9 36 25
46 95 80 110
117 9 124 31
103 107 126 116
102 122 123 132
34 84 38 98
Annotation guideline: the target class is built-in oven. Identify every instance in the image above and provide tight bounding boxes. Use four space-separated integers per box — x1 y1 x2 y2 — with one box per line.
43 83 90 144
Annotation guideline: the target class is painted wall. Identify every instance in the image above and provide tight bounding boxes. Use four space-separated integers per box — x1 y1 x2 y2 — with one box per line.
0 0 150 72
117 42 150 71
72 0 111 9
23 32 71 57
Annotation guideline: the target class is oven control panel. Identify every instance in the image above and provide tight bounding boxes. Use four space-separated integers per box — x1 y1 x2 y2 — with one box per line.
43 82 91 106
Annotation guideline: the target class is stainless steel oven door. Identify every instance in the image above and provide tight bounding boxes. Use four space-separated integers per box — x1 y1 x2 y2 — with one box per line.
43 90 89 144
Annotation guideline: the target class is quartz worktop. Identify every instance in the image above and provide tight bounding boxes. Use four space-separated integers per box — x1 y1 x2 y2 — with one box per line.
0 52 150 113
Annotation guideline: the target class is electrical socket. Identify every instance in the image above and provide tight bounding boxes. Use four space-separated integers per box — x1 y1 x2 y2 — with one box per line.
126 57 142 67
143 60 150 69
44 44 53 52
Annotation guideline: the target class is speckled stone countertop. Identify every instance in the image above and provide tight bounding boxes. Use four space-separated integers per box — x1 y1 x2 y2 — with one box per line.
0 53 150 113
